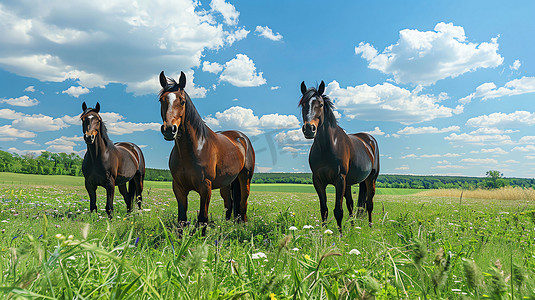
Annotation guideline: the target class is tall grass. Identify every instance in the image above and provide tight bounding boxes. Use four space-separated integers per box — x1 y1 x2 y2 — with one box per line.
419 186 535 201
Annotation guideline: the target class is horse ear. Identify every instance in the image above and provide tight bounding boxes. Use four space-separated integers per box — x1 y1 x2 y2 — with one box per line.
318 81 325 95
82 102 87 111
178 71 186 89
95 102 100 113
300 81 307 95
159 71 168 88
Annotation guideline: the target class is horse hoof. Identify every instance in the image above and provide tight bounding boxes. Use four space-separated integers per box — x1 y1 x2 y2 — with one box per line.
368 222 373 227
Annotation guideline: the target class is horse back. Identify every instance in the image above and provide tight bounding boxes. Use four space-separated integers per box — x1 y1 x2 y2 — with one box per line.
114 142 146 175
218 130 255 174
348 132 379 176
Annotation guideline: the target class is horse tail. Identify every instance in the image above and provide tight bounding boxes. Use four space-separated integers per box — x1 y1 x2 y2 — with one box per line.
231 179 241 219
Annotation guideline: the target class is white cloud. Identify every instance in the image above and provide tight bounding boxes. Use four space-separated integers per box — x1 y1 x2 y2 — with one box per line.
0 1 243 95
62 86 90 98
1 108 69 132
395 165 409 170
401 154 417 159
0 124 36 138
355 22 503 86
23 140 38 145
470 147 508 154
45 135 83 153
326 80 462 124
7 147 45 157
0 108 25 119
202 61 223 74
397 125 460 135
433 165 466 169
466 111 535 128
365 127 385 136
24 86 35 92
0 95 39 107
275 129 312 147
225 27 249 45
219 54 266 87
459 158 498 165
445 132 513 145
510 59 521 70
271 86 280 90
512 145 535 152
210 0 239 25
204 106 299 136
460 77 535 103
519 136 535 144
255 25 283 41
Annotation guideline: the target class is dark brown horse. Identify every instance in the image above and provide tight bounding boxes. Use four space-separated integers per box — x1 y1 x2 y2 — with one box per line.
299 81 380 233
81 102 145 218
158 71 255 234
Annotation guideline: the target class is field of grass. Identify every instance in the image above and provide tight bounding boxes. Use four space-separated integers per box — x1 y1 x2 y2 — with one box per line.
1 172 535 299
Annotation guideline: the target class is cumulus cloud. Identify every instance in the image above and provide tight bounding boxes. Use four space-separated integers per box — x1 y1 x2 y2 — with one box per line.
0 95 39 107
512 145 535 152
459 158 498 165
45 135 83 153
0 124 36 139
202 61 223 74
255 26 283 41
275 129 312 154
445 131 513 145
219 54 266 87
0 0 245 95
510 59 521 70
24 86 35 92
466 111 535 128
519 136 535 144
365 127 385 136
204 106 299 136
470 147 508 154
210 0 239 25
62 86 90 98
397 125 460 135
326 81 462 124
0 108 68 132
355 22 503 85
459 77 535 103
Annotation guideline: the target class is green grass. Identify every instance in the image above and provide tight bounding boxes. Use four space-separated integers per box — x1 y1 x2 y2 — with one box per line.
1 172 534 299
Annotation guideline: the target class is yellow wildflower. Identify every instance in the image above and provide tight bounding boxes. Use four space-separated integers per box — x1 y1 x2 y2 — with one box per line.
269 293 277 300
304 254 311 261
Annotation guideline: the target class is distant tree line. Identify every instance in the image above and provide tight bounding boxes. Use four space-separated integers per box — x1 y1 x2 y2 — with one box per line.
252 172 535 189
0 150 173 181
1 150 534 189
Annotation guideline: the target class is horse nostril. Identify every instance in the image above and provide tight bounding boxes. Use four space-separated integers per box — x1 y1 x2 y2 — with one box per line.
311 124 316 132
302 124 306 132
172 125 177 134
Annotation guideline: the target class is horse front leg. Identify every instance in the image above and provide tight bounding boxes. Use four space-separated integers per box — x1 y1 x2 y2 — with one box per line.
356 182 367 217
172 180 189 236
85 180 98 213
313 175 328 225
365 179 376 227
118 183 132 213
105 180 115 219
334 174 346 235
198 179 212 236
237 172 251 223
220 186 232 220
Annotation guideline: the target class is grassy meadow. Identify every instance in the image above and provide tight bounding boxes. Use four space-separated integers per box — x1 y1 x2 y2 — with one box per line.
1 172 535 299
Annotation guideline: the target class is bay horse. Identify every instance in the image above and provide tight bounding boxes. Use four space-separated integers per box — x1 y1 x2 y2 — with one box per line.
299 81 380 233
80 102 145 218
158 71 255 234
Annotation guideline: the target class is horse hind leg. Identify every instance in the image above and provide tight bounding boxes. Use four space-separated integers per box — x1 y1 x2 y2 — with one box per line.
220 186 233 220
134 172 143 210
237 171 251 223
365 178 376 227
119 183 132 213
345 185 354 217
356 182 367 217
231 179 242 222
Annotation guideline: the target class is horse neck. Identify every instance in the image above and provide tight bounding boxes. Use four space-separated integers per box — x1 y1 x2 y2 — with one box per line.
174 120 213 155
314 122 338 152
86 130 113 161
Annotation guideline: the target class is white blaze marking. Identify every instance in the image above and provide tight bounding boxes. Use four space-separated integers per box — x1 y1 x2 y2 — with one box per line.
87 115 94 120
307 97 316 122
334 137 337 146
167 93 176 111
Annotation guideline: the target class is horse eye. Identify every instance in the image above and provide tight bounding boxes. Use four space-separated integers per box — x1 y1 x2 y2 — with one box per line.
180 100 186 106
319 103 324 107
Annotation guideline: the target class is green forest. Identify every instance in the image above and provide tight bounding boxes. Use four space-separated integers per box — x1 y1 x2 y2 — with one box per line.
1 150 534 189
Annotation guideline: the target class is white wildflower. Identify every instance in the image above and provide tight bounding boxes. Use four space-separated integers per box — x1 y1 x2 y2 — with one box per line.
303 225 313 229
288 226 298 231
349 249 361 255
324 229 333 234
252 252 267 259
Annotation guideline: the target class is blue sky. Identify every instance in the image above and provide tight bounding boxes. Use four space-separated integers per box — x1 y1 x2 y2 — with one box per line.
1 0 534 177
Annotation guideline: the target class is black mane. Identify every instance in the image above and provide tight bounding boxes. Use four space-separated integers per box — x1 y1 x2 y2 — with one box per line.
299 86 337 127
98 120 114 147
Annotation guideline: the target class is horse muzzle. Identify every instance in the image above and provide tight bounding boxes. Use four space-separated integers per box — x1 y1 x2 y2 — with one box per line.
161 124 178 141
84 134 96 144
302 124 316 139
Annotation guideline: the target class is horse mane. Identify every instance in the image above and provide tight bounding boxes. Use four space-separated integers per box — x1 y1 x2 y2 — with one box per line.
99 120 114 147
159 75 208 139
298 86 337 127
